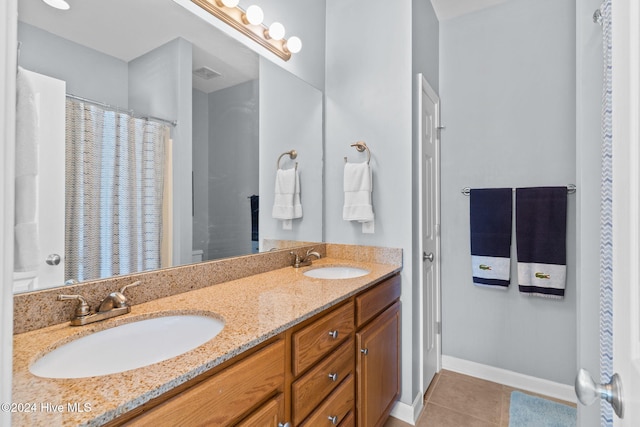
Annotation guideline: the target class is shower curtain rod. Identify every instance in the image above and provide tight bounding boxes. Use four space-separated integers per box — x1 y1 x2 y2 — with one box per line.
66 93 178 127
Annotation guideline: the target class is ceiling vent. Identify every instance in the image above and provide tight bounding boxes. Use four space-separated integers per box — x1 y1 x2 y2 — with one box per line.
193 66 221 80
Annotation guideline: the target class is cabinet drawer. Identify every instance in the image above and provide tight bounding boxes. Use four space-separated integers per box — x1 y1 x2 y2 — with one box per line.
125 340 284 427
338 411 355 427
292 339 354 425
236 394 284 427
356 274 400 327
300 375 354 427
292 301 354 375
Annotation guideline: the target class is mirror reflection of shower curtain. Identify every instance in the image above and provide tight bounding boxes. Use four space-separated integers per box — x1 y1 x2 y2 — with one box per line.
64 100 168 282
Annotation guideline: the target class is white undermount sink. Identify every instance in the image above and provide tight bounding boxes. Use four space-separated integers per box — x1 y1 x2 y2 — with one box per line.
303 266 370 279
29 315 224 379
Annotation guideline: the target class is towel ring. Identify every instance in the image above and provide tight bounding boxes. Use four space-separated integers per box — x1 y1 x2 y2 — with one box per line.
344 141 371 164
277 149 298 170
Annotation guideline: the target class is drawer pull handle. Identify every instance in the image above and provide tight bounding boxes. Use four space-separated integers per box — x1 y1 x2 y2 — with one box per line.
328 330 339 339
328 372 338 381
278 423 291 427
328 415 339 425
361 348 369 355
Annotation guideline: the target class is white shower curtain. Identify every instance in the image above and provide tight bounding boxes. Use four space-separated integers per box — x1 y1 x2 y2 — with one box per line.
65 100 168 282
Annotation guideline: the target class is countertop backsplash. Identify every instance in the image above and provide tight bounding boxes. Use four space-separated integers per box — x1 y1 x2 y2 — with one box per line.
13 243 402 334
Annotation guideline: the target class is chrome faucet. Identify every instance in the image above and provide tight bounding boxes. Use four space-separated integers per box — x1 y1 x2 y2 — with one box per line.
291 248 322 268
58 281 141 326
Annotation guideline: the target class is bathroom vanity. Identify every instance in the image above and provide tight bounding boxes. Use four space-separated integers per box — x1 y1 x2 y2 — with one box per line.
12 244 402 427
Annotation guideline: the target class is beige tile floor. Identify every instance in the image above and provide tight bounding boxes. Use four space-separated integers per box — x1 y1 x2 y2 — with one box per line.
384 370 576 427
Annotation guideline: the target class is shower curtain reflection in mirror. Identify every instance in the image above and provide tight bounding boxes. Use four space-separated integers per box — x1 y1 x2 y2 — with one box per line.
64 100 171 283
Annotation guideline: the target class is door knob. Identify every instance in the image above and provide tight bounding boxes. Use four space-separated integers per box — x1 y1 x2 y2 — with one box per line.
575 368 624 418
46 254 61 266
423 252 434 262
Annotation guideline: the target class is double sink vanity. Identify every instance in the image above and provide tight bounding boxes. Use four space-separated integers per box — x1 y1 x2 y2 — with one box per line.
12 244 402 427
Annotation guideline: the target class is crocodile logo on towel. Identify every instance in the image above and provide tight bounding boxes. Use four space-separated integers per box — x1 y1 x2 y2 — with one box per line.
535 272 551 279
479 264 492 271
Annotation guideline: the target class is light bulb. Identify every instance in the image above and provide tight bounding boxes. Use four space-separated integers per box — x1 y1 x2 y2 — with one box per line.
266 22 286 41
285 36 302 54
244 5 264 25
220 0 239 7
42 0 70 10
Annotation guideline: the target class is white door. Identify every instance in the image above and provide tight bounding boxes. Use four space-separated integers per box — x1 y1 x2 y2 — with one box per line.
611 0 640 423
12 70 65 292
419 74 441 393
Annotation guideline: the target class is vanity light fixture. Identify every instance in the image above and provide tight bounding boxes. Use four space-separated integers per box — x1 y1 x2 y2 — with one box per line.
42 0 70 10
285 36 302 54
265 22 285 41
243 5 264 26
191 0 301 61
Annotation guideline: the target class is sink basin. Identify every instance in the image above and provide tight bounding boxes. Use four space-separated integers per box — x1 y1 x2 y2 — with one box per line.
30 315 224 379
303 266 370 279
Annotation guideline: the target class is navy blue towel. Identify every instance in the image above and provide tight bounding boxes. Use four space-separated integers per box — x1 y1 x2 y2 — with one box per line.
515 187 567 298
470 188 513 289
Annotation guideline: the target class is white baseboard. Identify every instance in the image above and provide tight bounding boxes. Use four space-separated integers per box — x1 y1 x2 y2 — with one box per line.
389 392 425 426
442 355 577 403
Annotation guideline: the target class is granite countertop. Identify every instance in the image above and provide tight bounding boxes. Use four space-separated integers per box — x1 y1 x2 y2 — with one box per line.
12 257 401 426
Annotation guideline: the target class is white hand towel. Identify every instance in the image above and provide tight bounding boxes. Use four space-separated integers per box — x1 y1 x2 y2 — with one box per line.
272 168 302 220
343 162 374 222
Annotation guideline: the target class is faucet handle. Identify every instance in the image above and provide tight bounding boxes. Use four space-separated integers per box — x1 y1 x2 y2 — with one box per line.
57 294 92 318
119 280 141 295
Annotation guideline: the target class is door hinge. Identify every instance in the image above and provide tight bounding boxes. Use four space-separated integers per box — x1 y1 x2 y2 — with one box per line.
436 321 442 335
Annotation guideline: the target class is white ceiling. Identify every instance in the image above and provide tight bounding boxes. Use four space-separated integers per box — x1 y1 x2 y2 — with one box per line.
430 0 510 21
18 0 258 93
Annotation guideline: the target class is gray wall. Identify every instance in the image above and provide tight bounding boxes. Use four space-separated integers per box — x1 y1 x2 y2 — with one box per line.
412 0 439 92
325 0 417 406
259 58 323 245
208 80 259 259
129 38 193 267
576 0 604 424
17 22 128 106
439 0 577 384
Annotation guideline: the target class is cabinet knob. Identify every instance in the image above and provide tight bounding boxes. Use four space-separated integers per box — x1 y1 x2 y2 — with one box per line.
361 348 369 355
328 330 339 339
328 415 339 425
328 372 338 382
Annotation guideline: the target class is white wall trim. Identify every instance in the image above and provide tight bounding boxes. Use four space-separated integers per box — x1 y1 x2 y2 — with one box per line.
389 391 424 426
442 355 577 403
1 1 17 425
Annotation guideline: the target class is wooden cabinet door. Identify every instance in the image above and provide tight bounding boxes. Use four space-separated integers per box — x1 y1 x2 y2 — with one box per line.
125 341 284 427
236 394 284 427
356 302 400 427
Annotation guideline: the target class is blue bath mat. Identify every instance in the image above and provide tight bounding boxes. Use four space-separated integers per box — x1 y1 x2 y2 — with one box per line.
509 391 576 427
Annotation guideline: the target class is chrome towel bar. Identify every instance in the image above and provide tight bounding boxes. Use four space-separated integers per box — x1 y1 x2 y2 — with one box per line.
461 184 577 196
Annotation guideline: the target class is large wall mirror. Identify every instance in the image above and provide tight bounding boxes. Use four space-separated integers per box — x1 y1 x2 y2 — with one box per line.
14 0 323 293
